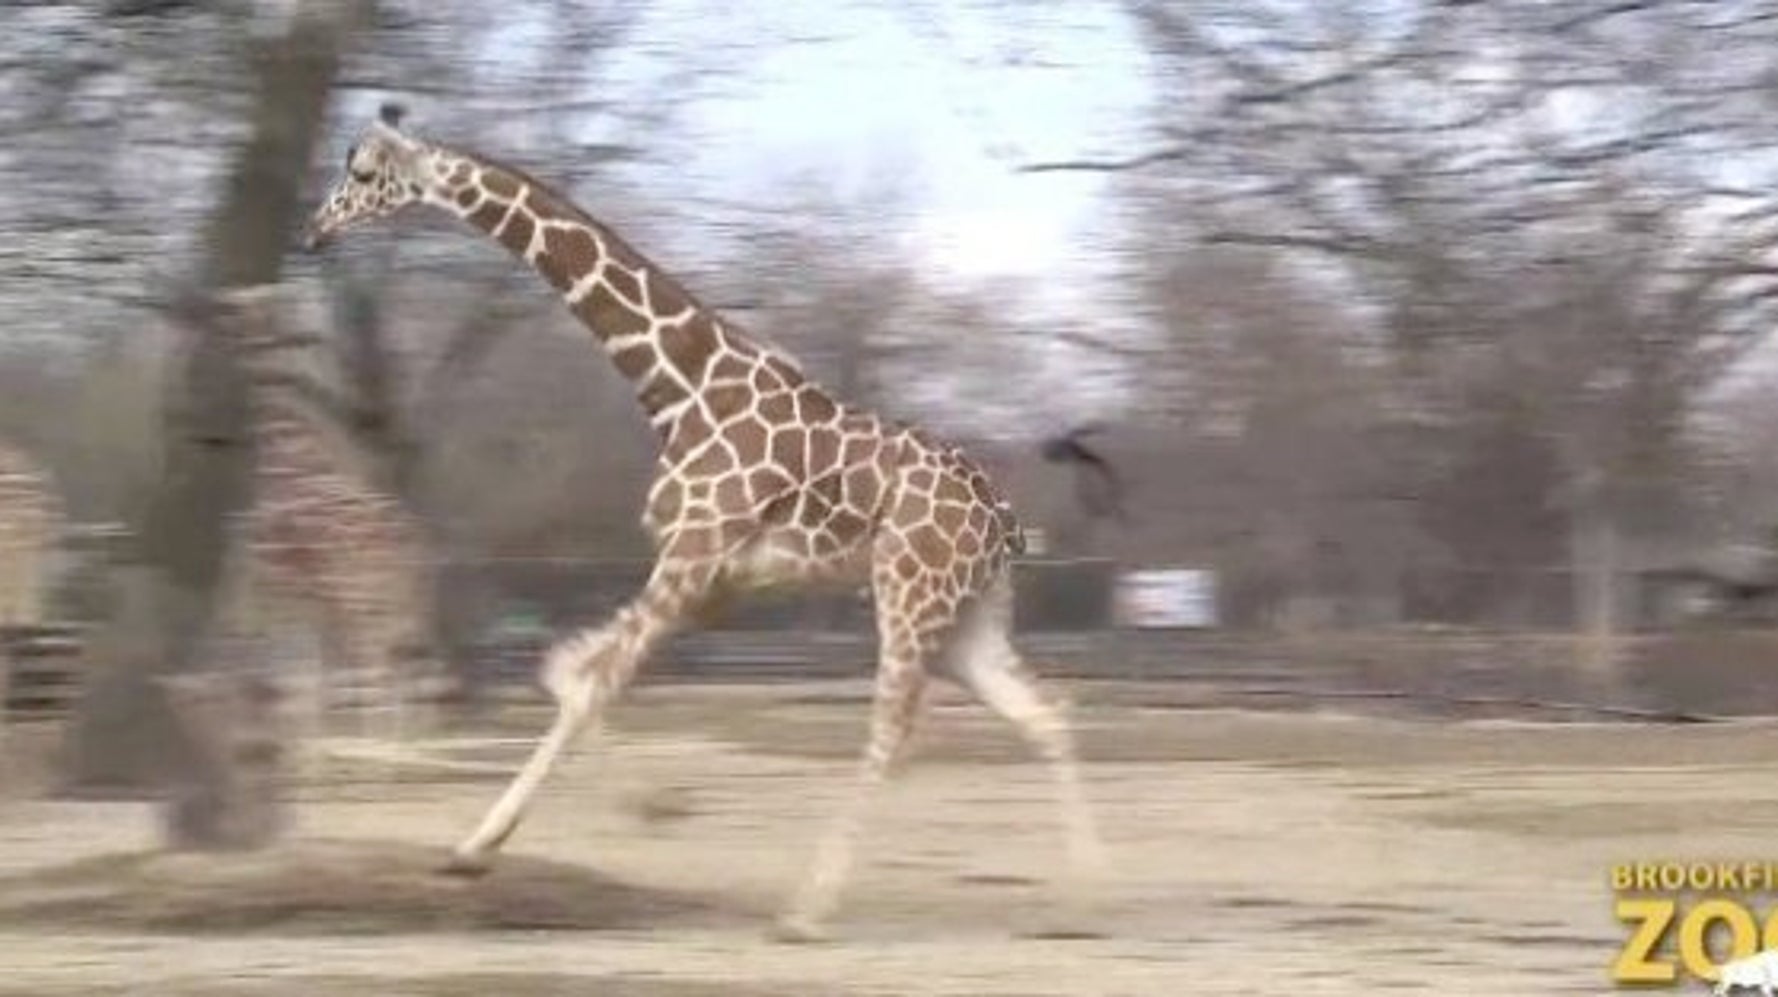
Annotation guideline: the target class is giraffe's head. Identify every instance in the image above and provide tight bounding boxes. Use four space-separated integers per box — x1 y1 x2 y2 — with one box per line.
304 104 431 250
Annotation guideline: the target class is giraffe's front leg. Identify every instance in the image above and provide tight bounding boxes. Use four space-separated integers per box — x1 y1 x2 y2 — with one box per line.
440 627 620 875
440 557 713 877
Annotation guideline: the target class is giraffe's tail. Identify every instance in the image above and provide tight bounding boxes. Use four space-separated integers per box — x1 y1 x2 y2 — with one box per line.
996 500 1027 557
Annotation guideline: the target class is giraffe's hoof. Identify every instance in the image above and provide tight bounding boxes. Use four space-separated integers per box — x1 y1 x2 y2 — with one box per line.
769 913 833 945
435 851 493 879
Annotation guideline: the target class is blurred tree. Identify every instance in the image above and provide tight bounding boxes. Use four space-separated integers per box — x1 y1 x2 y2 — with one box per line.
1131 244 1413 625
1036 0 1778 639
713 176 924 412
62 0 365 842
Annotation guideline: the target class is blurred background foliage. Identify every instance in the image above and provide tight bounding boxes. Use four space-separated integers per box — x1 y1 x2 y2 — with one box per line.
4 0 1778 635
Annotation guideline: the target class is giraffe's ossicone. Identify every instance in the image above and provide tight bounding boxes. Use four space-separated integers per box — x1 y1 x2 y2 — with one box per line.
306 104 1101 939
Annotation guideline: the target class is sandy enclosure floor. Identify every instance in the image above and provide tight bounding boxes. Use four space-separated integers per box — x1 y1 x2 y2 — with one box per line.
1 681 1770 996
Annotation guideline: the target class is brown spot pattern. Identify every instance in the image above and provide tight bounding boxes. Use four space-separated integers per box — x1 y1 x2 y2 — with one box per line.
658 318 717 382
578 285 651 342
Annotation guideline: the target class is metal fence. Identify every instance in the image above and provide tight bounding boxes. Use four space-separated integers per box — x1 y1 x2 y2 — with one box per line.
12 538 1768 721
443 556 1125 689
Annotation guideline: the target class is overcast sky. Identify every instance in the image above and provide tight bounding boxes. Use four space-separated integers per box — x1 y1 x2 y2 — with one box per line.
597 1 1151 290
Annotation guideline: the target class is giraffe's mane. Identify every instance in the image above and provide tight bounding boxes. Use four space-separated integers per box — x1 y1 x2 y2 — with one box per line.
449 146 718 307
437 141 808 377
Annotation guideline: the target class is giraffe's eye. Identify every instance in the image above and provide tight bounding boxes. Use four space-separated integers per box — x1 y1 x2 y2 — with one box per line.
344 143 377 183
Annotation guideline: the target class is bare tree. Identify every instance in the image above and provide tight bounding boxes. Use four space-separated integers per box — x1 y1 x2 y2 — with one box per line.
1039 1 1778 641
62 1 365 844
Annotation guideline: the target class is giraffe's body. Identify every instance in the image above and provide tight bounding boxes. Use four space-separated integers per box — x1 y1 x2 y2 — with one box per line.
222 292 436 743
307 108 1101 937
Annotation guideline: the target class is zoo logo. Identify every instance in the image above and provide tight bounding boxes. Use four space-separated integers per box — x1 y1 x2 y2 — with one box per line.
1612 862 1778 988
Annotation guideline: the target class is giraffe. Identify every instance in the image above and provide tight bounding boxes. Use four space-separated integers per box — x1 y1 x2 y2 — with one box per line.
216 287 439 750
0 441 61 733
305 105 1102 939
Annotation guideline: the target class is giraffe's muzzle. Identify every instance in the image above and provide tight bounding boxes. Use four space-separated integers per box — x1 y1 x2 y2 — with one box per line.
301 222 332 252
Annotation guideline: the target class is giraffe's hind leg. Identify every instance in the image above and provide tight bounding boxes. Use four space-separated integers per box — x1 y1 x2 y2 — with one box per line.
776 632 930 942
776 532 941 940
949 573 1104 879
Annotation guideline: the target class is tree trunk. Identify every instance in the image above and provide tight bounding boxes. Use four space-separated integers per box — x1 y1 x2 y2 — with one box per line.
330 243 420 492
1571 500 1622 673
159 664 291 850
60 1 361 839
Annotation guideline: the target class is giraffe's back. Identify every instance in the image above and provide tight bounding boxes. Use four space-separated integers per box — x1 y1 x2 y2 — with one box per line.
643 374 1025 607
879 426 1025 571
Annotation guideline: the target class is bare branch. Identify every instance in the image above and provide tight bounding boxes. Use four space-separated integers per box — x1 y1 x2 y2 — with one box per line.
1018 146 1190 174
1547 0 1664 33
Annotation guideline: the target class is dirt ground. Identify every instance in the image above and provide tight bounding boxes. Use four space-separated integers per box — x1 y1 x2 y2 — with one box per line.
2 680 1770 996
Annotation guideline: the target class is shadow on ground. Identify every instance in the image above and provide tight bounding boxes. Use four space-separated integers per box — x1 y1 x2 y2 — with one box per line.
0 837 725 934
0 975 776 997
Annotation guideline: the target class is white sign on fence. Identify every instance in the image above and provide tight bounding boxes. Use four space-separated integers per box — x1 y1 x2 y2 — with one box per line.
1115 568 1217 629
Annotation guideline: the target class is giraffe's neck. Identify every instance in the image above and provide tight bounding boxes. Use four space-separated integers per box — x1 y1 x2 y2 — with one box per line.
417 145 762 436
